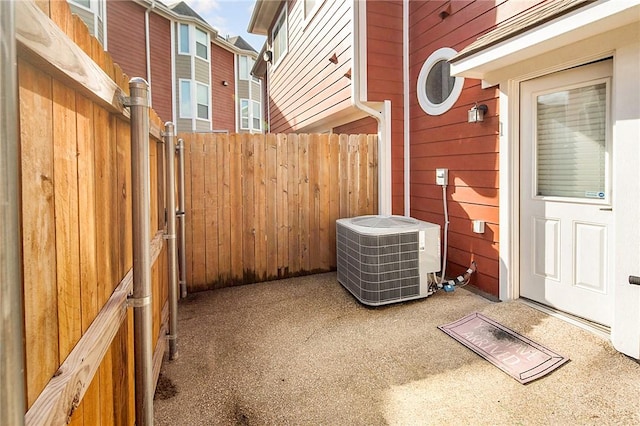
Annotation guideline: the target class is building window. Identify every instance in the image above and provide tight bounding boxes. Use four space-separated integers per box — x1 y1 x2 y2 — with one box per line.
196 83 209 120
179 23 190 54
239 56 256 80
179 80 192 118
240 99 250 130
179 24 209 61
252 101 261 131
68 0 103 17
271 6 288 66
195 28 208 60
417 47 464 115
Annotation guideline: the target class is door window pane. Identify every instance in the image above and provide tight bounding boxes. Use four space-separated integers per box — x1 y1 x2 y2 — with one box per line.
536 82 607 199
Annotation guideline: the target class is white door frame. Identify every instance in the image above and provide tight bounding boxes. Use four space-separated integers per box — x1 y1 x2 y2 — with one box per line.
498 51 615 302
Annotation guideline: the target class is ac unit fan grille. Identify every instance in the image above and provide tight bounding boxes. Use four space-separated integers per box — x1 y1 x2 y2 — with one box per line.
337 225 420 305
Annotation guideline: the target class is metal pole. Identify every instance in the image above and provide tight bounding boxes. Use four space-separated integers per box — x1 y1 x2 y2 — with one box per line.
0 2 26 424
128 78 154 426
176 138 187 298
164 123 178 360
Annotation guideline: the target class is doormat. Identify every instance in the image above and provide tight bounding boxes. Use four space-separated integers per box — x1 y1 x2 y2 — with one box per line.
438 312 569 384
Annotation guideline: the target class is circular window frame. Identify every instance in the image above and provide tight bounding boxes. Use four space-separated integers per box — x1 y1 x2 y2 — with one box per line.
417 47 465 116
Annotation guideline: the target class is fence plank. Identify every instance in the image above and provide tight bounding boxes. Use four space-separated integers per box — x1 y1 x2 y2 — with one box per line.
265 133 278 278
328 134 340 266
230 134 244 281
190 134 206 289
369 135 378 215
308 134 320 271
254 135 267 281
76 92 101 426
53 79 81 361
19 59 59 409
358 134 369 214
217 134 231 284
339 134 349 219
204 134 219 286
243 134 256 281
95 105 116 426
298 135 310 272
183 135 194 288
319 134 332 270
276 134 289 276
287 134 300 275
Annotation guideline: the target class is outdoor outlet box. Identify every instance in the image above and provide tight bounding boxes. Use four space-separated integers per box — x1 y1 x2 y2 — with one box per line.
436 168 448 186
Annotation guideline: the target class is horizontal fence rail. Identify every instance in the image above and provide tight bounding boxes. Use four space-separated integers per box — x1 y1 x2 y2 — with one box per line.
179 132 378 292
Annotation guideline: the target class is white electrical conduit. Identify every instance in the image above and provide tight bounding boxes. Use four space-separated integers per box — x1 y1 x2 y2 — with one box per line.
441 184 449 284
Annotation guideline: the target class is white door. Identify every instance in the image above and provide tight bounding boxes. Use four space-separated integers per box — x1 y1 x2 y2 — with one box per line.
520 60 613 327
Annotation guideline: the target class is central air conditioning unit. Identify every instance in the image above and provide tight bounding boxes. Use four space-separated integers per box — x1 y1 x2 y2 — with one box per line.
336 215 441 306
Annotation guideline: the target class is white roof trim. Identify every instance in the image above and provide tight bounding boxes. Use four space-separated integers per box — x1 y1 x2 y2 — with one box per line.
450 0 640 83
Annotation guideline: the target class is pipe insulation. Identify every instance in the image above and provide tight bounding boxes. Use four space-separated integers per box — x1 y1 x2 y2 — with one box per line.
0 2 26 424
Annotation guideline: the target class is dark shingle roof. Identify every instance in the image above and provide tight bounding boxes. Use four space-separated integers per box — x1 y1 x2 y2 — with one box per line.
169 1 208 26
228 36 257 53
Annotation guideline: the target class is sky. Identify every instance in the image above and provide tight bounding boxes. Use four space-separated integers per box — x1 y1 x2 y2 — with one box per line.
182 0 267 52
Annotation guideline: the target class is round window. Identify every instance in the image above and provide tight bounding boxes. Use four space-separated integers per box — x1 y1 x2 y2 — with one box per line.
417 47 464 115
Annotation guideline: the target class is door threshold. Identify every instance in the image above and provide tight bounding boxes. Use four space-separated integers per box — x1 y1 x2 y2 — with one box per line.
518 298 611 341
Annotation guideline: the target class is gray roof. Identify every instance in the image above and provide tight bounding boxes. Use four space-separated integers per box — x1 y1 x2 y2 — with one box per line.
451 0 592 63
168 1 208 26
228 36 257 54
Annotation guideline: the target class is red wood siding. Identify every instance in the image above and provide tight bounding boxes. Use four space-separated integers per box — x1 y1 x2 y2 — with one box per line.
106 1 146 81
211 43 236 131
268 0 353 132
366 0 404 215
408 0 544 296
149 12 172 123
333 116 377 134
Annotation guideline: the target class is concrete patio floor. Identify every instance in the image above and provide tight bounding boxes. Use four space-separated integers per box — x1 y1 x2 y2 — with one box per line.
154 272 640 425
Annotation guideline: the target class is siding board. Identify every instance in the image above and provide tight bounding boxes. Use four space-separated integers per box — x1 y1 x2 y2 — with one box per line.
268 0 353 132
408 1 545 294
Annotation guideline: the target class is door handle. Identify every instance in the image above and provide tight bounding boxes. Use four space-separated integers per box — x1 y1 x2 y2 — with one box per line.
629 276 640 286
599 207 613 211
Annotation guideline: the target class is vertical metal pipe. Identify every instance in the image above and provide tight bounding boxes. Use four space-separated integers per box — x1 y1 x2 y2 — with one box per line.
0 2 26 425
129 78 154 426
176 138 187 298
164 123 178 360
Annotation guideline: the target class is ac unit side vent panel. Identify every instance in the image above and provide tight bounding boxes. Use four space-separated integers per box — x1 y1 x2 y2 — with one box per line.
336 215 441 306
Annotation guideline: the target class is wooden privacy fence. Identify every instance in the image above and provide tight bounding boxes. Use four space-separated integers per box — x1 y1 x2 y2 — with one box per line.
14 1 170 424
180 132 378 292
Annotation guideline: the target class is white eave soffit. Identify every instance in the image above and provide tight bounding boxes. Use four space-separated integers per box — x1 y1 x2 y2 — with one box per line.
449 0 640 85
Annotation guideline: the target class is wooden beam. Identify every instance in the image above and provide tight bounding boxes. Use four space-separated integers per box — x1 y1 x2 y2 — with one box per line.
25 232 165 426
15 0 129 118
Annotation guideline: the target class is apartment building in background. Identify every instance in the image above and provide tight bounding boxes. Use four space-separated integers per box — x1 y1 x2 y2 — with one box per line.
67 0 262 133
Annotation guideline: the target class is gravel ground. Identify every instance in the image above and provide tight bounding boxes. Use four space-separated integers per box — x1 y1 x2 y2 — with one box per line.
154 272 640 425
